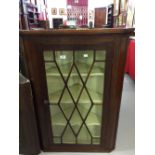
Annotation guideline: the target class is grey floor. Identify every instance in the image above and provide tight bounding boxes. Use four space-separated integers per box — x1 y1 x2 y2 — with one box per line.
40 74 135 155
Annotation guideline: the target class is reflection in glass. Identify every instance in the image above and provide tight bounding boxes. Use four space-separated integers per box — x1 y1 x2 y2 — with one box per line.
44 50 106 145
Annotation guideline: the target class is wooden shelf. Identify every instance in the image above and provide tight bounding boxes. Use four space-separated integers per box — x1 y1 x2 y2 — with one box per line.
24 2 40 29
29 23 39 25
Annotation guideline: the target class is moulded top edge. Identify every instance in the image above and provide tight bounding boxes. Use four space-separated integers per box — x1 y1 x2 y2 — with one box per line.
19 28 135 36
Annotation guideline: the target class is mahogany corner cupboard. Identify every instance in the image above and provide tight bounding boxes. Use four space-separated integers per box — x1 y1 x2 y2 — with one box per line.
20 28 134 153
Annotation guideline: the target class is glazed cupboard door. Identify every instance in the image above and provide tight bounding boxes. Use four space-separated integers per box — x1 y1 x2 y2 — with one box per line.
43 50 106 145
38 47 114 152
20 42 116 152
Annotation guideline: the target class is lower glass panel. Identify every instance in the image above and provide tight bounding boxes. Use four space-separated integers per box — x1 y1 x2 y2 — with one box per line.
44 50 106 144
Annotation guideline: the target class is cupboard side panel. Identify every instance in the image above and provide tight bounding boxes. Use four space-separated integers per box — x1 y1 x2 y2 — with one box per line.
105 36 129 150
22 39 53 149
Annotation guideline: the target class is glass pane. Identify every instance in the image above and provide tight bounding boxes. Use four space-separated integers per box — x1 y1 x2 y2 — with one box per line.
75 50 93 81
86 105 102 138
77 124 91 144
55 51 73 80
62 125 76 144
45 63 64 104
96 50 106 61
53 137 61 144
77 89 92 119
50 106 66 137
60 89 74 119
44 50 106 145
70 109 83 134
86 62 105 104
60 88 73 104
92 138 100 145
68 67 83 102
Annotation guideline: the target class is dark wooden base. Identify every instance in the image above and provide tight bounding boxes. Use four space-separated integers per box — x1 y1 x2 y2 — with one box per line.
42 145 115 152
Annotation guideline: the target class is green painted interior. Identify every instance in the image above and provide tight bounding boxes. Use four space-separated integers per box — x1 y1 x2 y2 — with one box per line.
44 50 106 145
